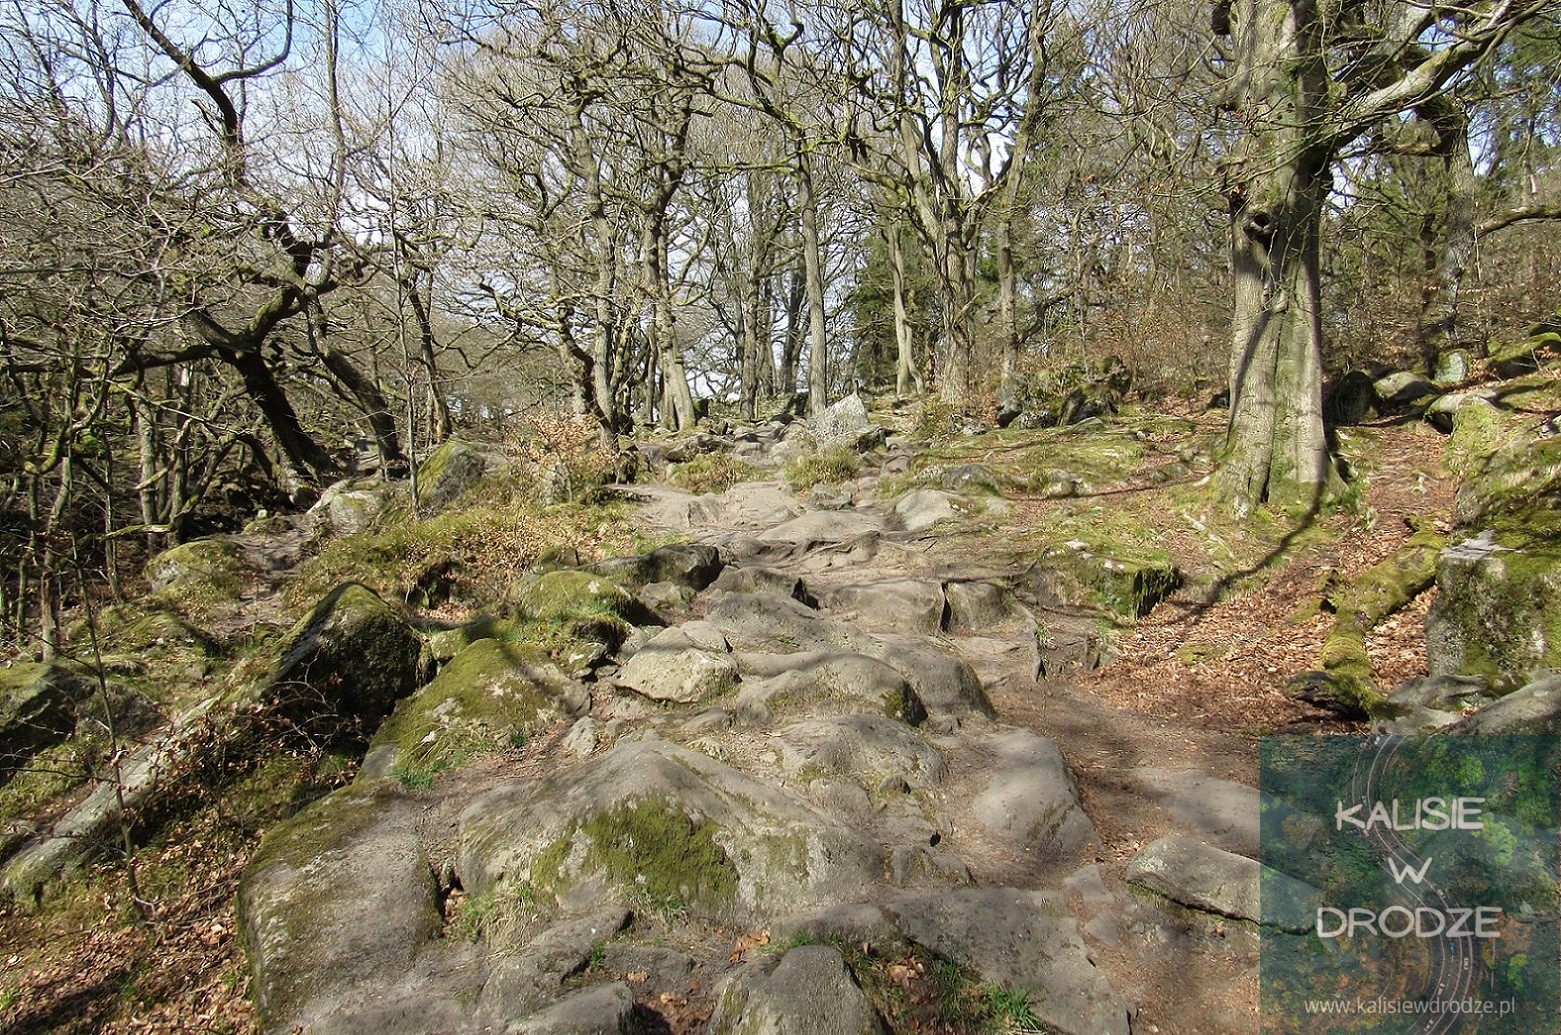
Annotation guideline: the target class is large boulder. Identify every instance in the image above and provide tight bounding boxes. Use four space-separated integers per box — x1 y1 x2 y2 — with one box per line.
615 626 740 705
414 438 486 514
0 662 76 784
1426 529 1561 681
708 945 888 1035
516 570 637 624
250 583 425 738
145 537 247 599
238 779 481 1034
1126 835 1317 932
734 651 927 726
367 638 586 781
457 739 883 925
310 477 404 535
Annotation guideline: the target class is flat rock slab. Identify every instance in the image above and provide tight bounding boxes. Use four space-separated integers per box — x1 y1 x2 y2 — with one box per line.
821 579 948 634
885 888 1132 1035
707 592 872 655
1121 768 1260 858
969 730 1098 865
615 626 740 704
708 944 888 1035
507 981 642 1035
458 739 883 925
1126 835 1317 931
756 511 885 560
774 714 948 790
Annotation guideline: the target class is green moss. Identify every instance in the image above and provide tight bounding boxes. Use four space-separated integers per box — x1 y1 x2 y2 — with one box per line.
371 638 557 783
1177 642 1230 666
786 446 864 491
1443 403 1526 482
529 796 738 918
669 452 760 494
516 570 634 623
424 616 525 663
143 539 248 618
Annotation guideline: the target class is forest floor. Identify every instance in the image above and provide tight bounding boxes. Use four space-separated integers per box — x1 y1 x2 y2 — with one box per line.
0 405 1458 1035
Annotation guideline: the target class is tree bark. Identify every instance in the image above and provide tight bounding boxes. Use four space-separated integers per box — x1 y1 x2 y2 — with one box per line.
1215 0 1332 515
797 150 830 416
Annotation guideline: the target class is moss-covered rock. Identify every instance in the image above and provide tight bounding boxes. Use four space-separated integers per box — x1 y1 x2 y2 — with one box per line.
370 638 582 783
145 537 247 603
0 662 76 785
236 583 424 741
238 779 473 1034
414 438 486 515
1034 542 1180 623
457 739 882 926
423 615 524 664
1426 526 1561 682
515 570 635 624
311 477 405 535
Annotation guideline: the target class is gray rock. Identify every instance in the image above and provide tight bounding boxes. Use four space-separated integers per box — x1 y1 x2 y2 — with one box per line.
863 635 994 723
506 982 642 1035
708 945 887 1035
563 717 599 757
885 888 1132 1035
1126 835 1317 931
706 592 870 655
944 582 1013 632
310 478 401 535
238 780 480 1034
822 579 948 634
970 730 1098 864
144 537 247 596
0 662 76 783
707 566 815 605
1373 674 1499 734
811 394 878 449
599 944 697 988
458 739 883 925
1032 614 1117 677
479 908 632 1021
755 511 884 562
1425 390 1500 433
1372 371 1436 409
415 438 486 514
893 489 964 533
734 651 926 726
262 582 426 735
1449 674 1561 734
1433 349 1473 386
615 627 740 704
592 543 724 592
1121 768 1260 858
774 714 948 789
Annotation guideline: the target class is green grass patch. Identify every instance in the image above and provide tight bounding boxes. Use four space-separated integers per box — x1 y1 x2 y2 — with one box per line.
786 446 864 491
668 452 761 494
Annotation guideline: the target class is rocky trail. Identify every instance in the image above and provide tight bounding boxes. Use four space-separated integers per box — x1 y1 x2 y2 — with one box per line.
7 372 1559 1035
217 435 1270 1035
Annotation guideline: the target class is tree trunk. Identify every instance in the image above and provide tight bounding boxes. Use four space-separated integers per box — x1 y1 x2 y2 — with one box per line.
889 216 919 398
1215 0 1332 516
780 266 805 396
797 151 830 416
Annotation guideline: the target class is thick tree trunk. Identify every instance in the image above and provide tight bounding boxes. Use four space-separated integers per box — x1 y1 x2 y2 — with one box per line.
1215 0 1333 516
780 266 805 396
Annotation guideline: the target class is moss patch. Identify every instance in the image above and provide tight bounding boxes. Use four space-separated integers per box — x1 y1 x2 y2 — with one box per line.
372 638 559 783
530 796 738 918
668 452 761 495
786 446 864 491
